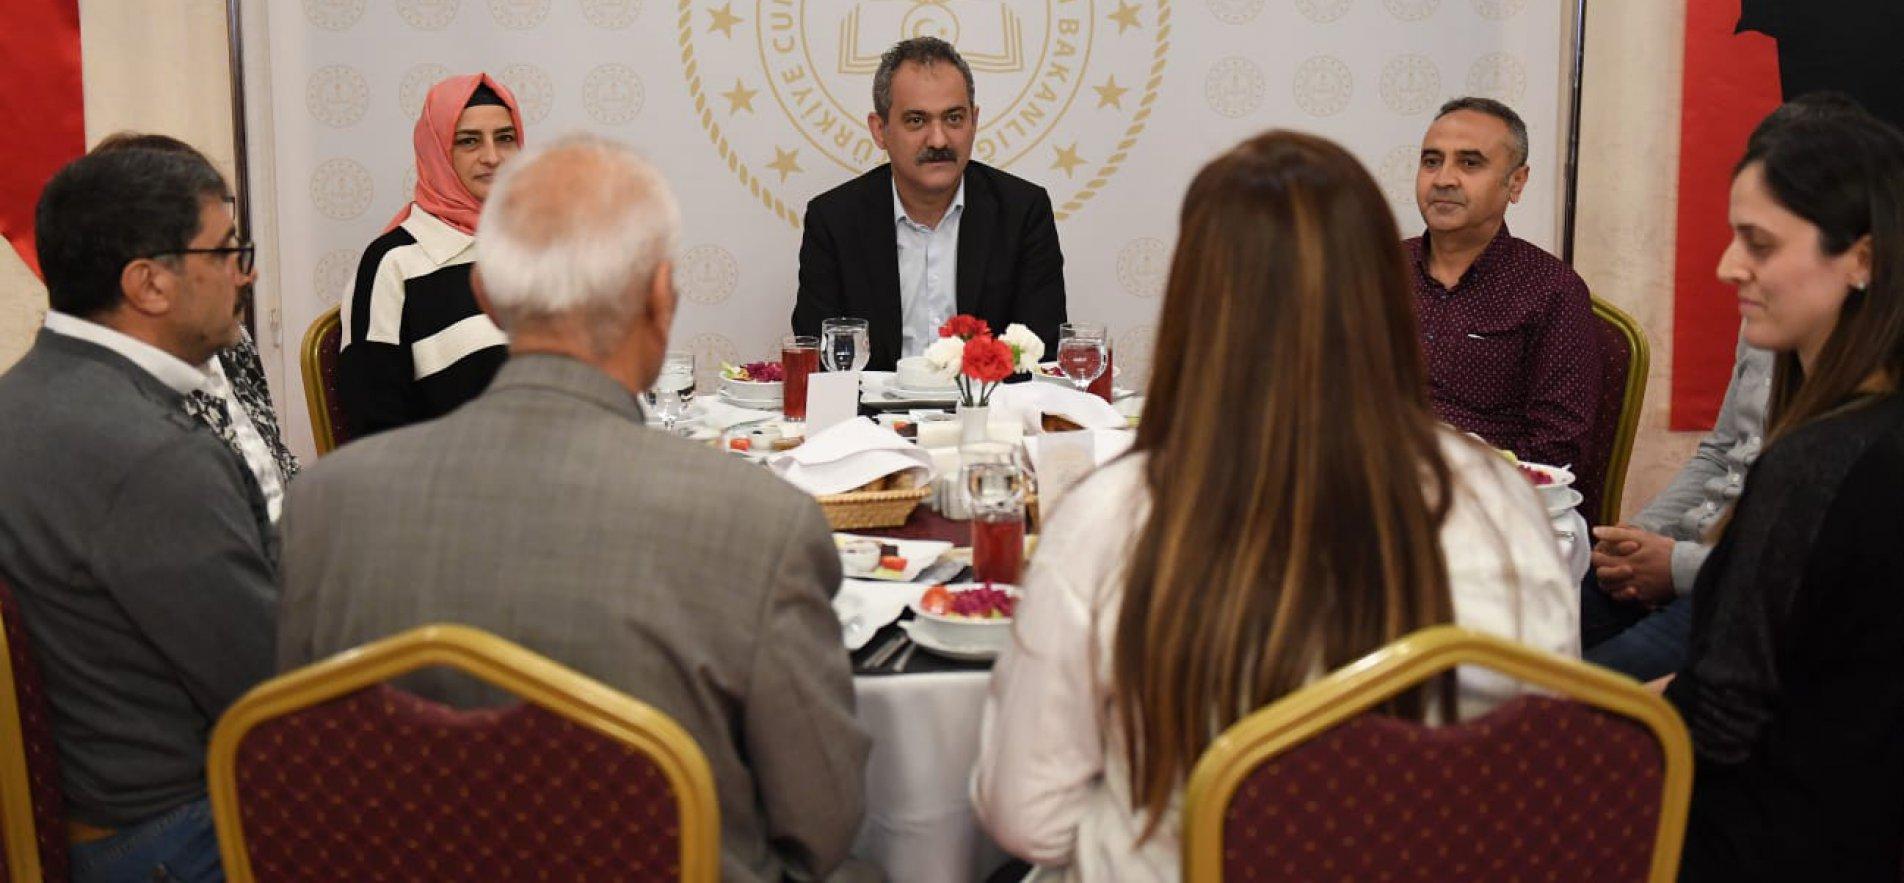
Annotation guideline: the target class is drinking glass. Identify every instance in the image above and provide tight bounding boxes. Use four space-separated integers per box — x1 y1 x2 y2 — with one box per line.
820 318 871 373
962 441 1030 584
1057 322 1109 393
781 334 820 421
646 350 695 432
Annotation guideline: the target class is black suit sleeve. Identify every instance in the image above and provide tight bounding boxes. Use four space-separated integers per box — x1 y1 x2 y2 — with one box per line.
1013 188 1068 354
792 202 843 338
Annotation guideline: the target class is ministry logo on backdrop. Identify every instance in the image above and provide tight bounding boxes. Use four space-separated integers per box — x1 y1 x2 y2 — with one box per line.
678 0 1171 227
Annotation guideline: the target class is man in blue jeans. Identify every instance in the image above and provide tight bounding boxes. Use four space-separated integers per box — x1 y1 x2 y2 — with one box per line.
1583 334 1770 679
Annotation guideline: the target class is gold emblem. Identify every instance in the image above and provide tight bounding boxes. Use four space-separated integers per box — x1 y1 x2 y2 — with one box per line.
679 245 741 305
1292 55 1353 118
1466 52 1525 105
1471 0 1523 20
584 64 647 125
496 63 555 123
582 0 644 28
1115 237 1168 298
311 158 375 221
303 0 368 30
1379 54 1439 116
1381 0 1439 22
314 249 359 308
399 63 452 119
1378 142 1419 217
1204 56 1264 119
1292 0 1349 23
395 0 461 30
677 0 1173 227
1204 0 1263 25
489 0 553 29
307 65 370 128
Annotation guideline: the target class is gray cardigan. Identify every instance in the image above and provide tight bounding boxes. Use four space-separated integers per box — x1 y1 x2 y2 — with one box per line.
1629 333 1772 595
0 330 278 827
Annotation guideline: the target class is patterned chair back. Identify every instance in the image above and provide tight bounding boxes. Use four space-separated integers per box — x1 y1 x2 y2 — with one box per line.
1183 626 1692 883
1579 297 1650 525
300 306 351 455
0 577 70 882
207 625 719 882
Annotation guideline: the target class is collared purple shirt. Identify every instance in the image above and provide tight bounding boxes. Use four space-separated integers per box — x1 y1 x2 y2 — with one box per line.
1405 224 1601 468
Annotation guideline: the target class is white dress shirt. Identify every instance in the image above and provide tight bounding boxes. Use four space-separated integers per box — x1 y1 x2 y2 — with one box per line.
42 311 285 521
894 180 965 358
971 429 1580 881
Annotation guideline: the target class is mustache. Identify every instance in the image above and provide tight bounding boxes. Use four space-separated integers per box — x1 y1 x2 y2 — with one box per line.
915 147 958 164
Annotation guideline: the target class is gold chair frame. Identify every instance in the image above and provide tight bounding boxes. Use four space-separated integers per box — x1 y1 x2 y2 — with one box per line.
300 305 342 456
208 624 721 882
1182 626 1692 883
1592 296 1651 521
0 595 45 882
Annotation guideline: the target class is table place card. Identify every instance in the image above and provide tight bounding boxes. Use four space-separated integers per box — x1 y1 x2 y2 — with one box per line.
805 370 861 434
1027 431 1097 511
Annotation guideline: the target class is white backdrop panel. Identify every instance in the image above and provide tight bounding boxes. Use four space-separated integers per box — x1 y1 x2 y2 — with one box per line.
265 0 1567 456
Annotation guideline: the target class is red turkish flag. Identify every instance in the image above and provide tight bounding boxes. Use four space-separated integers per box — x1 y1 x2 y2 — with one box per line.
1671 0 1781 429
0 0 85 278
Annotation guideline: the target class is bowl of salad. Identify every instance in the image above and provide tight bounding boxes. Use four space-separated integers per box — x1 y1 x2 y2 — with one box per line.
719 361 784 406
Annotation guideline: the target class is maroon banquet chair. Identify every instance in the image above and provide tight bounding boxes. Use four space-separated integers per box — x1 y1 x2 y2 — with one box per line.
1182 626 1691 882
301 305 353 455
206 624 719 882
0 577 71 882
1577 296 1650 526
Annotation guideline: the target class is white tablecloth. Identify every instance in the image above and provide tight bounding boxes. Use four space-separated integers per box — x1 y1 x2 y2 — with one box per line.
852 671 1005 882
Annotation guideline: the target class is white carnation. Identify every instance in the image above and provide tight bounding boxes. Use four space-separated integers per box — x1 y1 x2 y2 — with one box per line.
1000 323 1045 371
923 336 966 377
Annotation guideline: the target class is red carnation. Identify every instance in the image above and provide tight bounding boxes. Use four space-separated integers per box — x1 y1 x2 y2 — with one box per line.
961 334 1015 383
939 314 991 340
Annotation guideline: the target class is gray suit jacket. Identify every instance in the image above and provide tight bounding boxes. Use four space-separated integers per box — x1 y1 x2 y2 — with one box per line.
0 329 278 827
278 354 868 882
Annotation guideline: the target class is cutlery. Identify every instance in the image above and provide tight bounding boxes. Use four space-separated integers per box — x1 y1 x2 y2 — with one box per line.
891 641 919 673
865 633 907 669
914 557 967 585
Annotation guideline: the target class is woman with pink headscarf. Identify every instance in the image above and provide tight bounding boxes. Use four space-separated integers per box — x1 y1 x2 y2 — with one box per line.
338 73 523 438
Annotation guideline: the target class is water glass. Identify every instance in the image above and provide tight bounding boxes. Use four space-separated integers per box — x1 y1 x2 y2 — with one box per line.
646 350 695 432
820 317 871 373
1057 322 1108 392
781 334 819 421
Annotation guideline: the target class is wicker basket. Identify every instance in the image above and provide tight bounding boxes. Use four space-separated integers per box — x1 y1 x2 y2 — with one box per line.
816 486 931 530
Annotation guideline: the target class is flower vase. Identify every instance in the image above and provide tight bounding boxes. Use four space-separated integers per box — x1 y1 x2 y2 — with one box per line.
958 403 989 445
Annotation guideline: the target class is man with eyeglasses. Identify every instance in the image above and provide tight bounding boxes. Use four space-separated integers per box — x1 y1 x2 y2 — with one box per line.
0 146 277 882
92 132 299 525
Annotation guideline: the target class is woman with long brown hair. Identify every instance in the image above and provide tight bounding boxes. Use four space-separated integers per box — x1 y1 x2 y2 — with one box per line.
972 130 1577 880
1666 99 1904 881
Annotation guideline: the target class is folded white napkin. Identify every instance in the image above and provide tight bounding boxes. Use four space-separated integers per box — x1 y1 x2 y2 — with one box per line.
691 396 778 431
987 382 1126 432
834 579 921 650
768 417 938 496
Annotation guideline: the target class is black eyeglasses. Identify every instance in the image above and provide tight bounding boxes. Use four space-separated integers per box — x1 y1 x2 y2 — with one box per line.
148 241 256 275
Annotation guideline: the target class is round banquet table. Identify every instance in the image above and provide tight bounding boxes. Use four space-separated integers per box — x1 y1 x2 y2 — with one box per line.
842 502 1590 881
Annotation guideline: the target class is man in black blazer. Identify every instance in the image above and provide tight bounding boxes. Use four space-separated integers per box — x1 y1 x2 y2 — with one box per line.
793 37 1067 371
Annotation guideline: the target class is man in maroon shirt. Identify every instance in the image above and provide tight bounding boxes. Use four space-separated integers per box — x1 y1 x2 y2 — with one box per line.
1408 97 1601 468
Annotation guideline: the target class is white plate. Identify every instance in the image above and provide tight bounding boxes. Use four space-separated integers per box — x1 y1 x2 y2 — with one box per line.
833 534 954 582
718 389 782 410
899 620 1000 661
1544 486 1584 518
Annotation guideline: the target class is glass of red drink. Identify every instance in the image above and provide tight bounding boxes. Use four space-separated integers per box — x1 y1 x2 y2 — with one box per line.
1087 344 1115 402
961 441 1030 583
972 510 1026 584
781 334 819 420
